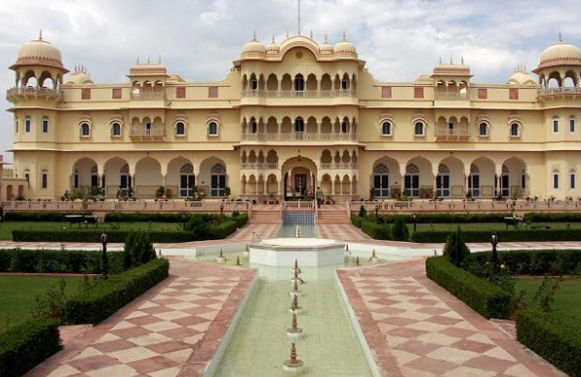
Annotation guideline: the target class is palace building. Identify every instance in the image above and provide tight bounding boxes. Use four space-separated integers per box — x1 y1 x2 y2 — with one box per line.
4 32 581 202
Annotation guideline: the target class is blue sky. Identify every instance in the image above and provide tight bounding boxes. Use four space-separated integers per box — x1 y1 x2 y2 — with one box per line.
1 0 580 161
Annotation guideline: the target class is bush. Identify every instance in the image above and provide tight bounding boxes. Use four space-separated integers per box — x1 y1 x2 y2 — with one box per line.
410 229 581 243
443 227 471 268
358 205 367 218
123 232 156 269
4 212 84 222
470 249 581 276
0 249 125 274
104 212 184 223
185 214 210 240
0 318 61 377
65 258 169 325
426 256 511 319
391 216 410 241
13 230 197 243
209 219 239 239
351 215 363 228
516 309 581 377
524 212 581 223
361 221 391 240
376 213 507 224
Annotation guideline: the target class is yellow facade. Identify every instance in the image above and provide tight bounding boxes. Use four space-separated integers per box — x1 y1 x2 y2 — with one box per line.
5 33 581 201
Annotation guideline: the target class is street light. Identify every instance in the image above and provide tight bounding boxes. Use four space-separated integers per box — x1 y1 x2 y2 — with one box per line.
181 213 187 230
491 232 499 273
220 200 225 222
100 232 109 279
375 204 379 219
413 214 417 232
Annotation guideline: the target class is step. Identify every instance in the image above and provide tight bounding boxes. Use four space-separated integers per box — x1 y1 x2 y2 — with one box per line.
249 210 281 224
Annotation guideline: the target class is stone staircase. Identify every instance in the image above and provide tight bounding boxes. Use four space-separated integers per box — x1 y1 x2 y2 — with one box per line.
249 205 282 224
316 204 351 224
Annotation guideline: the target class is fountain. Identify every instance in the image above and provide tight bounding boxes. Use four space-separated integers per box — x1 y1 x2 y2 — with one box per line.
235 255 241 266
286 313 303 338
289 279 300 297
291 259 301 274
355 256 360 267
249 238 345 267
290 268 304 286
289 294 301 314
216 249 226 263
283 343 304 373
369 249 379 263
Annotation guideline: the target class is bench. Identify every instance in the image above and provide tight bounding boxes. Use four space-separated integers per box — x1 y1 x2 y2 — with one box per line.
66 215 99 229
504 216 523 229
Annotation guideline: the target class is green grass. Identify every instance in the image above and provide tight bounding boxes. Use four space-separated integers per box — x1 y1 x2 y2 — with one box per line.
515 277 581 326
0 276 85 333
409 222 581 232
0 221 186 241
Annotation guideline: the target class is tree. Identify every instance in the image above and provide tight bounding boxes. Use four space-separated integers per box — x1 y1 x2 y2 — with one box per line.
123 231 156 269
443 227 471 267
391 216 410 241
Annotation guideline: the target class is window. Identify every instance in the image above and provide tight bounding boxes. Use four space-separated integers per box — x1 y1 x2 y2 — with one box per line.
176 87 186 99
294 117 305 133
112 88 122 99
41 170 48 189
294 74 304 92
510 122 520 138
208 121 218 136
521 169 526 190
373 164 390 198
91 165 99 188
341 121 349 133
42 117 49 133
80 123 90 137
111 122 121 137
120 164 131 197
570 171 576 189
179 164 195 197
414 121 425 136
145 122 152 135
552 116 559 133
210 164 226 197
570 116 576 133
495 165 510 197
24 169 30 183
478 122 488 137
468 164 480 197
404 164 420 197
436 164 450 198
208 86 218 98
250 120 258 134
477 88 488 99
341 79 349 90
74 169 79 189
414 87 424 99
553 171 560 189
15 118 19 133
81 88 91 100
382 86 392 98
381 121 392 136
25 117 31 133
175 122 186 136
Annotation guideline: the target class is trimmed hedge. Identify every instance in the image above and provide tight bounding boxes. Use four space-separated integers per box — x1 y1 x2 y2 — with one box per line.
411 229 581 243
0 249 125 274
0 318 61 377
12 230 197 243
361 221 391 240
517 309 581 377
65 258 169 325
376 213 507 224
524 212 581 223
426 256 511 319
4 211 84 222
471 249 581 276
351 214 363 228
105 212 190 223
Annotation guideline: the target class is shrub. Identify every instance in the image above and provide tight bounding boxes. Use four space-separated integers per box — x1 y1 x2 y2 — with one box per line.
516 309 581 377
391 216 410 241
209 219 239 239
65 258 169 325
410 229 581 243
361 220 391 240
185 214 210 240
4 212 84 222
351 215 363 228
123 231 156 269
426 256 511 319
0 318 61 377
104 212 184 223
358 205 367 218
443 227 471 268
470 250 581 276
12 230 197 243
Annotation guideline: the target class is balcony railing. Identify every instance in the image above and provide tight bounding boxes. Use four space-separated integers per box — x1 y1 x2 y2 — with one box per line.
435 128 470 137
242 89 357 98
538 87 581 96
241 163 279 170
130 92 165 100
435 92 469 100
241 133 357 142
7 86 62 98
320 163 358 169
130 128 166 137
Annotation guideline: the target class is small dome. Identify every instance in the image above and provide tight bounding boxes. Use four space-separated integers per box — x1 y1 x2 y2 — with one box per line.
334 34 357 57
539 39 581 68
266 36 280 55
507 69 537 85
66 66 93 85
15 32 64 68
242 34 266 58
319 35 334 55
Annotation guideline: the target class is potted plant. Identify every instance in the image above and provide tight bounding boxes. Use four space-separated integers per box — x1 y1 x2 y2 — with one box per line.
268 192 276 204
224 186 231 199
155 186 166 201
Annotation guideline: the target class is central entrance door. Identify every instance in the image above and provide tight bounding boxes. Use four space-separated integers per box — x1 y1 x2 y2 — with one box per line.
295 174 307 197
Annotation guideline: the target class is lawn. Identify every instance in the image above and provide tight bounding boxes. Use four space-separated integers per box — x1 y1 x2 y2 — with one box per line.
410 222 581 232
0 276 86 333
0 221 186 241
515 277 581 326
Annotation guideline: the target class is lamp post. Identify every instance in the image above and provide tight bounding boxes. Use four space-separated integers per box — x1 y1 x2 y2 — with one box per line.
413 214 417 232
375 204 379 219
491 232 499 274
100 232 108 279
220 201 225 222
181 213 187 230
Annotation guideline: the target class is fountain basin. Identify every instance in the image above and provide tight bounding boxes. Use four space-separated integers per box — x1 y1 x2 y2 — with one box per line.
249 238 345 267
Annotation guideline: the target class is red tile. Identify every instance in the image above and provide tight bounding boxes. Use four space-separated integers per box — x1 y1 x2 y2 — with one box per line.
129 355 180 374
427 315 464 326
172 316 210 327
141 305 175 315
438 327 479 339
146 340 193 354
159 327 201 339
395 339 442 356
69 355 121 373
462 355 517 373
387 327 428 339
450 339 496 353
404 355 457 374
92 339 137 353
126 315 163 326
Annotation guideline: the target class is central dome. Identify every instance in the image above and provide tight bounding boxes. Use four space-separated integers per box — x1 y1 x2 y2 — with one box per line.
15 34 63 68
334 34 357 58
539 40 581 68
242 35 266 58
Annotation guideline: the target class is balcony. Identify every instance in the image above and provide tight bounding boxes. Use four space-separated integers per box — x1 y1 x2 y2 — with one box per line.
319 163 358 170
435 128 470 141
241 163 279 170
241 133 357 142
538 87 581 101
130 92 165 101
130 128 165 141
434 92 469 101
7 86 63 101
241 89 357 98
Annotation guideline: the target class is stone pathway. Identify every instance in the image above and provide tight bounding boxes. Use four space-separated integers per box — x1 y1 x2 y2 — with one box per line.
24 258 256 377
338 258 568 377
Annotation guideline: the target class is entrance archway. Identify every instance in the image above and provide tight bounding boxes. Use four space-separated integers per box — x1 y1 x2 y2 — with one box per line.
280 156 318 200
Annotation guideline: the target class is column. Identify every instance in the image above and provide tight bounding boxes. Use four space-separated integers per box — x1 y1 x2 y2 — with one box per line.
263 179 267 195
331 179 336 195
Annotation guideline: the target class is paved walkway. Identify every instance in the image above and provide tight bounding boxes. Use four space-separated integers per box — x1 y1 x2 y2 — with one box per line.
338 259 568 377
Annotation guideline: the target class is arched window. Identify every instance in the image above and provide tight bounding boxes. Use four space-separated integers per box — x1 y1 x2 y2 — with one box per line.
111 122 122 137
41 170 48 189
373 164 390 198
120 164 131 196
414 121 425 136
468 164 480 197
294 117 305 134
91 165 99 188
552 116 560 133
553 170 560 189
570 170 576 189
294 74 305 93
175 121 186 136
80 123 90 137
250 120 258 134
25 116 31 133
405 164 420 197
341 120 349 134
381 121 392 136
42 116 49 134
179 163 195 197
570 116 576 133
74 169 79 189
478 122 488 137
24 169 31 184
208 121 218 136
210 164 226 197
436 164 450 198
495 165 510 197
510 122 520 138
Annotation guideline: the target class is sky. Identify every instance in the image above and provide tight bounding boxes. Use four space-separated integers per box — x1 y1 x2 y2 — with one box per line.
1 0 580 162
